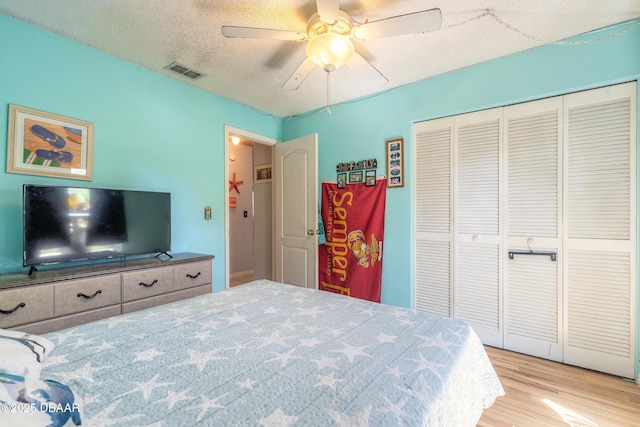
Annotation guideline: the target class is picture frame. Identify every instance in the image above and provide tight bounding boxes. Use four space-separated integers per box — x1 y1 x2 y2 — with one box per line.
6 104 93 181
386 137 404 188
254 164 272 183
337 172 347 189
349 171 363 183
365 169 376 187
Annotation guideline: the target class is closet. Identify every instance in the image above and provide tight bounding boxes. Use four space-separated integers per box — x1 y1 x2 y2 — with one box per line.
414 81 636 378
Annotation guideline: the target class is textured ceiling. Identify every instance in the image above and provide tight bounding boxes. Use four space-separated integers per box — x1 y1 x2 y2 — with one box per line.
1 1 639 118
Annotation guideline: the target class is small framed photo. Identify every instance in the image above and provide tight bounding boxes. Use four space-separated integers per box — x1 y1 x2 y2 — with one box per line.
349 171 363 183
254 164 272 183
337 172 347 189
6 104 93 180
365 169 376 186
386 137 404 188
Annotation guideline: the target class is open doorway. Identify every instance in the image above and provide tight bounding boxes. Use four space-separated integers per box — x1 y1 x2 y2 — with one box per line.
224 126 277 288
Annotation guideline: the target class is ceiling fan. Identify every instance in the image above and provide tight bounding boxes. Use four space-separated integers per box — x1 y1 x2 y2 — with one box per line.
222 0 441 112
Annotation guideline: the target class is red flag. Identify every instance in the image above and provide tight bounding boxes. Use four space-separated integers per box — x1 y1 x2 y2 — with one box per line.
319 179 386 302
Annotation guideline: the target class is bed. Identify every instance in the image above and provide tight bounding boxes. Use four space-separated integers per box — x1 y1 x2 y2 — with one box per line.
6 279 504 426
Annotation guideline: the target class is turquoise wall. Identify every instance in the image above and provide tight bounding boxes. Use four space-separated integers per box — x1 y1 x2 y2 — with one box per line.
0 14 282 291
283 21 640 377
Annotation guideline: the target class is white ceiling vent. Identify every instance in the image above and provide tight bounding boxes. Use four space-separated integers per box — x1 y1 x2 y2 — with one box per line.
164 61 205 80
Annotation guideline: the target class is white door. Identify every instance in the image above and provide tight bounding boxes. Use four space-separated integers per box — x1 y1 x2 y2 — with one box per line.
274 134 318 288
413 82 637 379
562 82 636 379
414 117 454 317
414 108 504 347
453 108 503 347
503 97 563 361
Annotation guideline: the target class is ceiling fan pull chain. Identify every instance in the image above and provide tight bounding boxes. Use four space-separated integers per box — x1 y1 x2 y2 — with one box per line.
326 71 332 115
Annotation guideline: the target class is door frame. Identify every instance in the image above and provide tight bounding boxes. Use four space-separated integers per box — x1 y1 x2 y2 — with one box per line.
224 125 277 289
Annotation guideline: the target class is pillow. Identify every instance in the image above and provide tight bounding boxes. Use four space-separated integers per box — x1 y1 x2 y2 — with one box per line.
0 329 55 379
0 372 82 427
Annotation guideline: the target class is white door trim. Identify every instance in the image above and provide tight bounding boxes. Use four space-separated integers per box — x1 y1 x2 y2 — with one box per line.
224 125 278 289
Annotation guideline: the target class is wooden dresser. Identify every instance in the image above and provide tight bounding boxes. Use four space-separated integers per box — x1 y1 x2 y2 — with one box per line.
0 253 213 334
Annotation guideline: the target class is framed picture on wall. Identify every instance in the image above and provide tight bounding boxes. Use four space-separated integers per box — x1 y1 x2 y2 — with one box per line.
337 172 347 189
254 164 272 183
386 137 404 188
365 169 376 187
6 104 94 181
349 171 363 183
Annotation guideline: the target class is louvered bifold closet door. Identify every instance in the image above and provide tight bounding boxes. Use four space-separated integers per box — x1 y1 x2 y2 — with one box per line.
504 97 562 361
563 82 636 379
414 118 453 317
454 108 503 347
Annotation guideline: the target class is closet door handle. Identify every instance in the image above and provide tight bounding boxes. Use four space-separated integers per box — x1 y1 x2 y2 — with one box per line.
186 272 201 279
139 279 158 287
0 302 26 314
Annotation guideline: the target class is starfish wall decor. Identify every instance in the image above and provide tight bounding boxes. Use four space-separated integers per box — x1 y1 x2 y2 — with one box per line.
229 172 243 194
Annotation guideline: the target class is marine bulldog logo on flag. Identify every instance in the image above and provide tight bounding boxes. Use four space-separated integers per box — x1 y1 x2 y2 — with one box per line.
319 179 386 302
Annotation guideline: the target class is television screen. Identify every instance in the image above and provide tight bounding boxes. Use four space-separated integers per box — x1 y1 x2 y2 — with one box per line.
23 184 171 267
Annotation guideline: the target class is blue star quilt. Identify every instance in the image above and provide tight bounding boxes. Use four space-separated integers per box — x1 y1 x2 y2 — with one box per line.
41 280 504 426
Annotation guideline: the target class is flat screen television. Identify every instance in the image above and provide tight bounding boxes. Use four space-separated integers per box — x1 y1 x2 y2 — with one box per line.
23 184 171 268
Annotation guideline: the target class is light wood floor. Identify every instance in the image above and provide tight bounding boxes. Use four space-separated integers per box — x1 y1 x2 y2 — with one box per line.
478 346 640 426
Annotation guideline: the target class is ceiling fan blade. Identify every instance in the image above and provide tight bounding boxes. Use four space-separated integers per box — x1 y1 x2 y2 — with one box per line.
316 0 340 24
282 57 316 90
221 26 306 41
345 53 388 88
354 8 442 40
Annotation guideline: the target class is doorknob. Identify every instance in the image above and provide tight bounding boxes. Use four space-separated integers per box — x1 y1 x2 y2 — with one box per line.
307 229 315 235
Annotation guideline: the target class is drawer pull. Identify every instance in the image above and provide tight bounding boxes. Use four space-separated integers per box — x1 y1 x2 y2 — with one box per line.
139 279 158 288
0 302 26 314
77 290 102 299
186 272 201 279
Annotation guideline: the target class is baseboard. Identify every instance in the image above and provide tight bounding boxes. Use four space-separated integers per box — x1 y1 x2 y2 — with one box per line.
230 270 254 278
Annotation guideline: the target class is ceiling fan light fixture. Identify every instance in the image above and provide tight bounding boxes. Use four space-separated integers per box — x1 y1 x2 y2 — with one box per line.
306 33 354 72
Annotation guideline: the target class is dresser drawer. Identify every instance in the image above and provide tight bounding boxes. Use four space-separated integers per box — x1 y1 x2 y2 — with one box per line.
54 275 121 317
173 260 212 290
122 284 211 314
0 285 54 328
122 267 173 302
17 305 122 335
